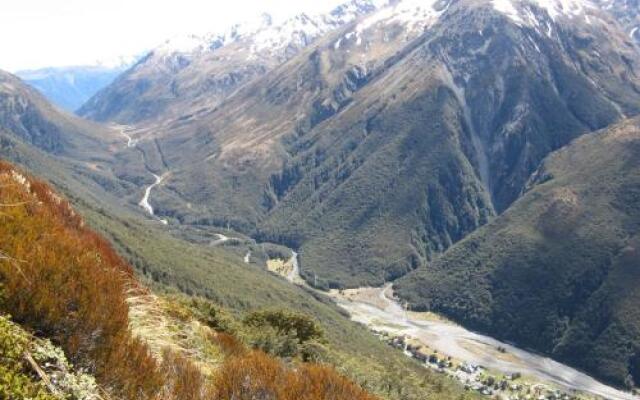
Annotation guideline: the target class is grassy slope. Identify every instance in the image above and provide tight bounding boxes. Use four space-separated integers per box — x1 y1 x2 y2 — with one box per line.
395 117 640 388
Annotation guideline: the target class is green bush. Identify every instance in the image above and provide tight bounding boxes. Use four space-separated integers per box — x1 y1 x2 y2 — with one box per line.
243 310 326 360
188 298 238 334
244 310 324 343
0 316 58 400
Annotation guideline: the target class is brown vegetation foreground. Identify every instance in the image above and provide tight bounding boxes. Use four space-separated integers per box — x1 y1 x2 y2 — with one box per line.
0 160 376 400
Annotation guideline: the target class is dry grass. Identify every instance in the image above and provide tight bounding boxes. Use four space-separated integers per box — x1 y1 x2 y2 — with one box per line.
0 161 212 400
126 289 224 376
267 258 292 277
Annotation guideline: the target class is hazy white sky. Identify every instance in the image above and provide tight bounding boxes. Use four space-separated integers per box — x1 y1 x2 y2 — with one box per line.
0 0 345 72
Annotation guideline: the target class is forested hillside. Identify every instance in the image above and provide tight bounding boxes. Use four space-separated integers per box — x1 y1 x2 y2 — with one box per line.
395 117 640 388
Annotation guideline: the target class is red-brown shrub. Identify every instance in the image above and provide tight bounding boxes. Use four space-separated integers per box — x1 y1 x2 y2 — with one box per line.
0 161 377 400
213 350 377 400
0 163 167 399
158 349 214 399
210 332 246 357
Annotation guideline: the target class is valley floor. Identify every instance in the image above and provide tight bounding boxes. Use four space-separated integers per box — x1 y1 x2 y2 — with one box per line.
327 285 639 400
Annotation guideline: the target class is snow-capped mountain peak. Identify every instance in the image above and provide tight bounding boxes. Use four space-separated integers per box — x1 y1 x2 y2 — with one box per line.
156 34 211 55
356 0 451 34
327 0 451 50
242 1 385 55
150 0 383 61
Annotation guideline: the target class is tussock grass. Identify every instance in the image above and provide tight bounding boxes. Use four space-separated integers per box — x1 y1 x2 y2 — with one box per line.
126 289 224 376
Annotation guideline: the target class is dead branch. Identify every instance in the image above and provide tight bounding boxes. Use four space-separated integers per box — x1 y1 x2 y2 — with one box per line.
0 251 25 263
23 351 60 395
0 252 31 284
0 201 32 207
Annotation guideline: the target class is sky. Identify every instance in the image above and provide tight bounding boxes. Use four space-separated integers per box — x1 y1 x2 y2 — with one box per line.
0 0 345 72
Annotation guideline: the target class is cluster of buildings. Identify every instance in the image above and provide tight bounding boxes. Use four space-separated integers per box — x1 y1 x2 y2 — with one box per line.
379 332 591 400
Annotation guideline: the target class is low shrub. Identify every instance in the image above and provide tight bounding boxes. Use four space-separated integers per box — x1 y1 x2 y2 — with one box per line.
213 350 376 400
0 163 208 400
244 310 324 343
0 316 58 400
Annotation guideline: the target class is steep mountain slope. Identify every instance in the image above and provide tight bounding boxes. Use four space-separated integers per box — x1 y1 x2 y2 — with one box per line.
77 0 379 124
117 0 640 287
0 160 384 400
597 0 640 44
395 116 640 389
17 64 131 112
0 69 142 214
0 70 116 156
0 69 472 400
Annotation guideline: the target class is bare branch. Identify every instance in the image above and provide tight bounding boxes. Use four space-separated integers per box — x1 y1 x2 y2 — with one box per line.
0 251 25 263
0 251 30 284
0 201 32 207
23 351 60 396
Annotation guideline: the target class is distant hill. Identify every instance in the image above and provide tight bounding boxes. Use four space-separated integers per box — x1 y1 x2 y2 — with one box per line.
395 116 640 389
17 64 131 112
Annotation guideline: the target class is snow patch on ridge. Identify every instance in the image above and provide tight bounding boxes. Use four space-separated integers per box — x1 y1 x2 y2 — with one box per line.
156 34 211 55
245 1 383 55
493 0 525 24
351 0 451 46
492 0 595 26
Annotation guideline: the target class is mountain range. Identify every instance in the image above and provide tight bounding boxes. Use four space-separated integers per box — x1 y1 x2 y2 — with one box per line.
80 0 640 287
16 61 134 112
2 0 640 397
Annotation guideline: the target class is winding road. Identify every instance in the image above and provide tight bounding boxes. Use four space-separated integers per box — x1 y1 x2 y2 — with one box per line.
139 173 165 217
115 126 168 224
286 251 300 283
119 127 137 148
333 285 639 400
210 233 232 246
